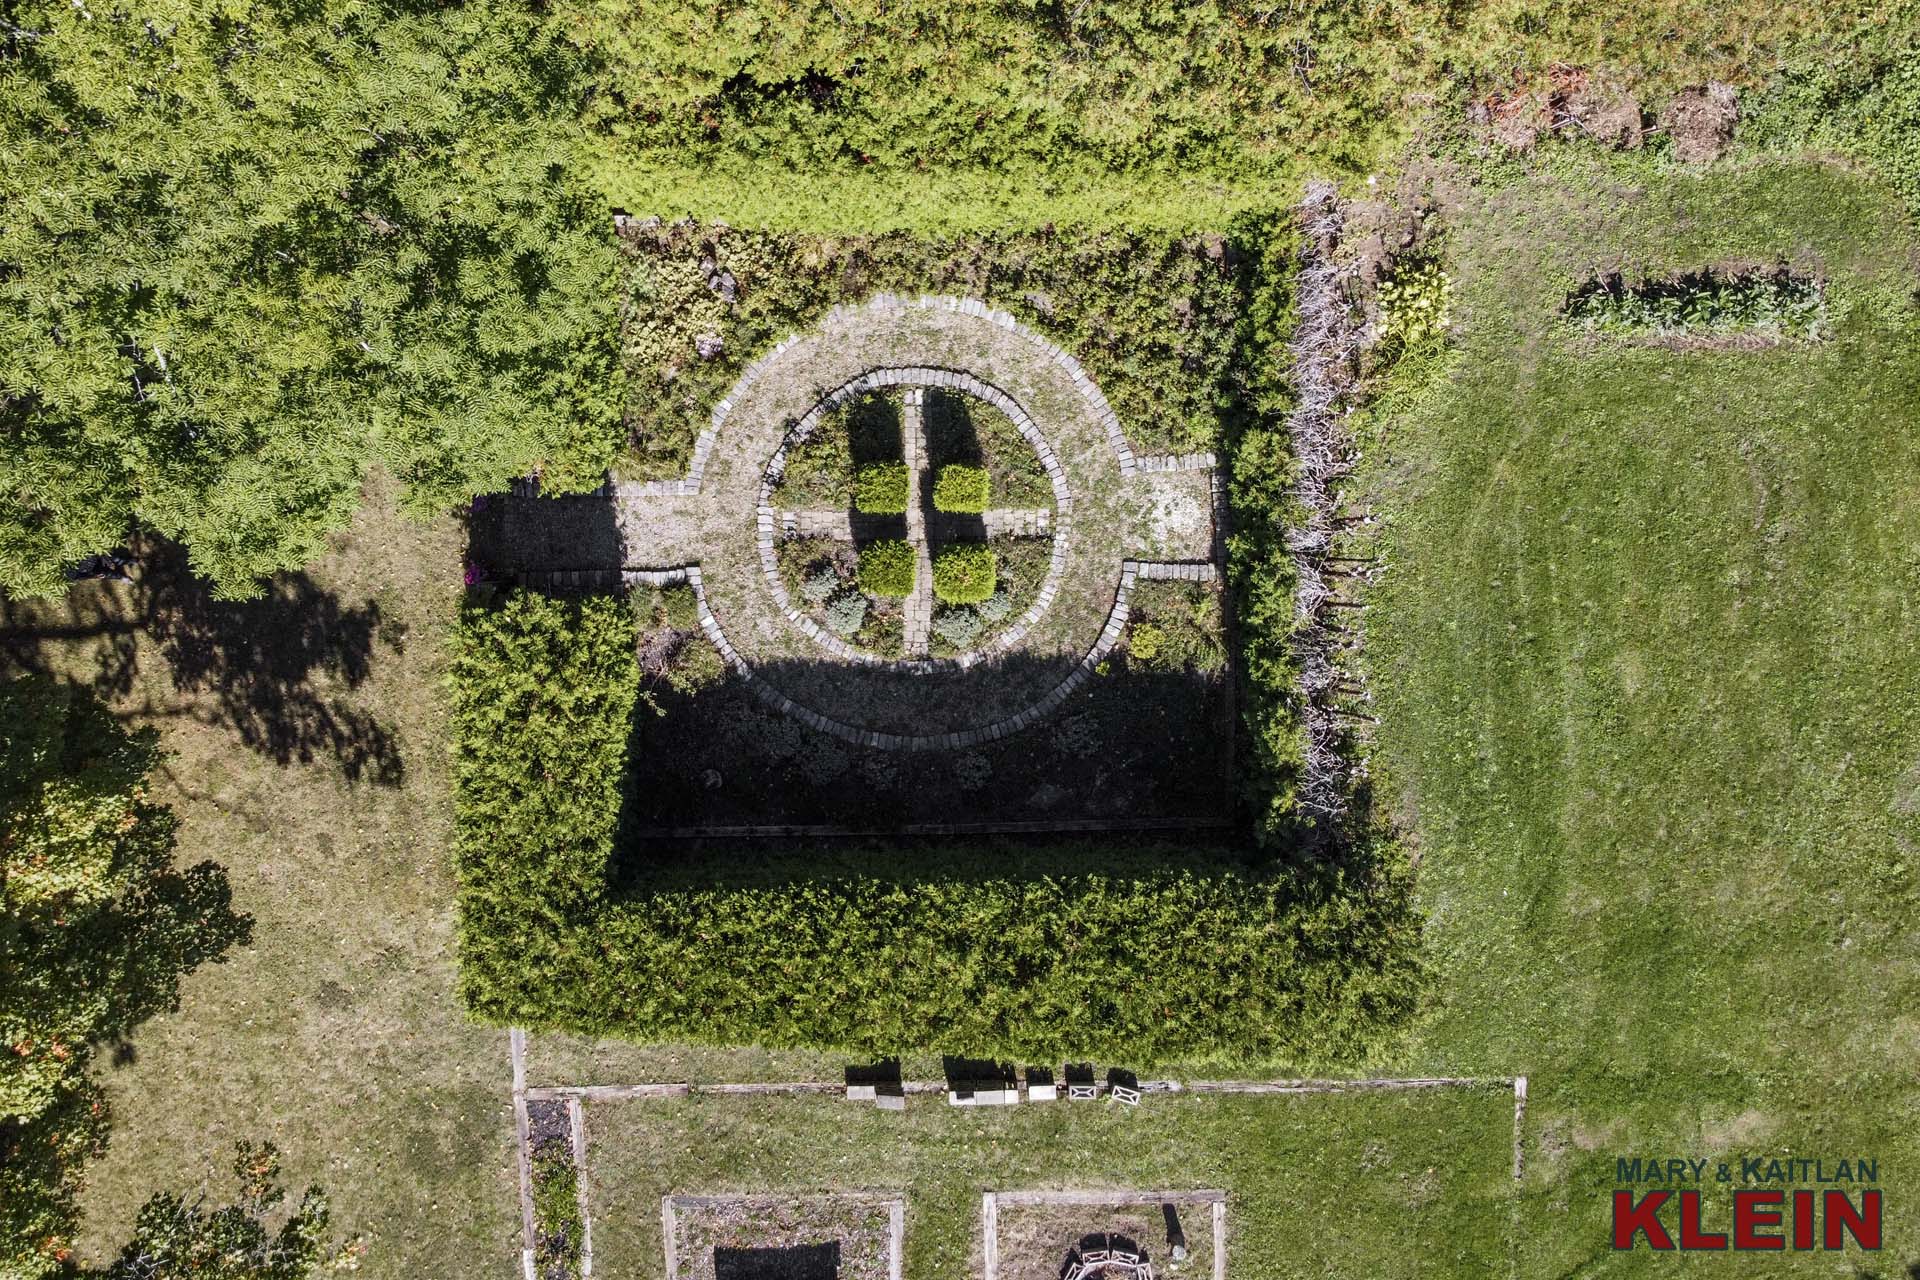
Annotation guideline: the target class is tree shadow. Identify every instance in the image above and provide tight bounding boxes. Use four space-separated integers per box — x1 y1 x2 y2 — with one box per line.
5 677 254 1051
0 537 407 785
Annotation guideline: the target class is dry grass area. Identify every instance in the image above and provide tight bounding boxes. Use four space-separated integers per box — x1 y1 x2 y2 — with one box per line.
667 1194 899 1280
0 472 518 1277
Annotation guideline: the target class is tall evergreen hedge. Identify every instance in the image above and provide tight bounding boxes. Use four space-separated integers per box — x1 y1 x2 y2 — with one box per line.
449 589 1423 1063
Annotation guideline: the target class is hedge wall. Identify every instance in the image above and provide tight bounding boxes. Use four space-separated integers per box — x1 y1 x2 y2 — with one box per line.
449 589 1422 1064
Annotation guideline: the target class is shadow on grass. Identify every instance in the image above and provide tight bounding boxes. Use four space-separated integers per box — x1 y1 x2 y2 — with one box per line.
0 538 407 785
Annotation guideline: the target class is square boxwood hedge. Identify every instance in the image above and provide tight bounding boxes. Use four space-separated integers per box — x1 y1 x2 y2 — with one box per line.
932 464 991 513
932 543 995 605
853 461 910 514
449 588 1424 1062
856 539 916 597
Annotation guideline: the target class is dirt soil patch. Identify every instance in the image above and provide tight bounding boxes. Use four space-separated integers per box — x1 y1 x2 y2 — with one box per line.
1660 82 1739 163
668 1195 899 1280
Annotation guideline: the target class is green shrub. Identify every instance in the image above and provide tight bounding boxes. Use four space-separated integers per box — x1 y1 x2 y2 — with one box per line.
854 462 910 514
1563 267 1824 338
856 541 915 597
1227 217 1309 843
932 544 995 604
1127 623 1166 664
824 592 870 637
931 607 984 650
448 591 640 1001
449 599 1424 1060
978 590 1014 624
493 843 1423 1062
933 464 990 513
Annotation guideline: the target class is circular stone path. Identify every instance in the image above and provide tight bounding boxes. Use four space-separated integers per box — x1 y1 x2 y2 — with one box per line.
530 295 1222 749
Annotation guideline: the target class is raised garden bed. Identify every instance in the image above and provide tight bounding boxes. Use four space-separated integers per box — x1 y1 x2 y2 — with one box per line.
664 1195 900 1280
989 1195 1223 1280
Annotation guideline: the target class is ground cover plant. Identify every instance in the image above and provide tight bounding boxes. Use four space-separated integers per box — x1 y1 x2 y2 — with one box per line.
617 222 1252 477
1360 157 1920 1270
583 1087 1514 1280
774 539 902 655
1125 582 1228 676
924 391 1051 508
767 393 902 510
529 1142 584 1280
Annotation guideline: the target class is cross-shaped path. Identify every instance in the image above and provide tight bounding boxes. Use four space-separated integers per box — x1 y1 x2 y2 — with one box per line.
480 294 1222 742
772 386 1056 658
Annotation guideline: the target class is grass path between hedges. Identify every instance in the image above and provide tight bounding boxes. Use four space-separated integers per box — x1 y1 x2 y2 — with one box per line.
1363 157 1920 1273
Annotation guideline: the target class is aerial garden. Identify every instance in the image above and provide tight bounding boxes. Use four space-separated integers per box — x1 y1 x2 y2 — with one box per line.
4 0 1920 1276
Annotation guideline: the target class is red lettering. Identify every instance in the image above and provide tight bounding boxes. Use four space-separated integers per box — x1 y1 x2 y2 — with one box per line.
1734 1190 1785 1250
1677 1190 1727 1249
1792 1190 1814 1250
1614 1191 1674 1250
1823 1190 1882 1250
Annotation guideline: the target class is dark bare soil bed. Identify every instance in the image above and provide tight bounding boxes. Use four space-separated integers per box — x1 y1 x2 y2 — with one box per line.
668 1196 896 1280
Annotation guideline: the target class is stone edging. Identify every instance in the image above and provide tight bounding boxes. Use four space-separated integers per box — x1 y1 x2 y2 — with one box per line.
1134 561 1218 582
689 562 1140 751
609 293 1138 500
755 366 1072 674
1133 451 1218 473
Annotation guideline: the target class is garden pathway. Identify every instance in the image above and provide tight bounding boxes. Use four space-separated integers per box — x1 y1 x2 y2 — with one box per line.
900 387 935 656
487 295 1225 744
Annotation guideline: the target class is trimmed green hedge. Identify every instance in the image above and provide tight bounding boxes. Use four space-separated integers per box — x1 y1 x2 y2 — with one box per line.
448 592 639 1003
932 544 995 604
932 464 990 513
450 589 1424 1061
856 540 915 598
853 461 910 514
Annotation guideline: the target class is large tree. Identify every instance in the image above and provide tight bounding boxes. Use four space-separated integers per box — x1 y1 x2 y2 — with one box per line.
0 0 624 599
1 678 249 1277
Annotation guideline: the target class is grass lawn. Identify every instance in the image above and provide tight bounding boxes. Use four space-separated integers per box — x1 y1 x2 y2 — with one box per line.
0 475 520 1277
1363 157 1920 1270
582 1087 1516 1280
